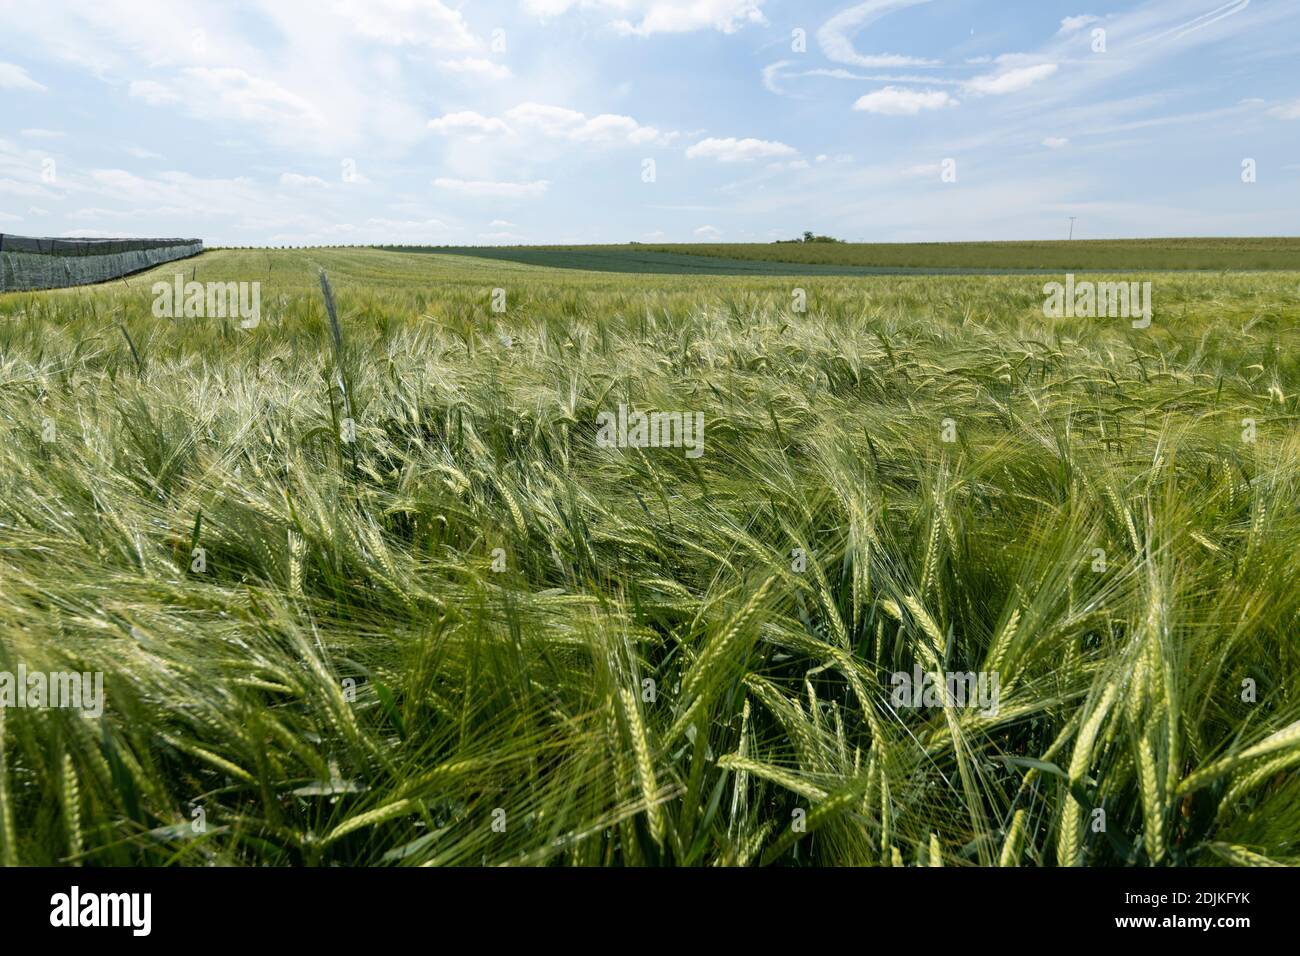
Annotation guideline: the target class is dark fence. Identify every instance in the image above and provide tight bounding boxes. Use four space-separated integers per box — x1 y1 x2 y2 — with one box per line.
0 234 204 292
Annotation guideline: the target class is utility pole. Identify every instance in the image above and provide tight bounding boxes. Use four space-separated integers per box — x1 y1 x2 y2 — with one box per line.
1068 217 1077 240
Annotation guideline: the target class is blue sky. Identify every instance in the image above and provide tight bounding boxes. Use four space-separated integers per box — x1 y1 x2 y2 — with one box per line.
1 0 1297 245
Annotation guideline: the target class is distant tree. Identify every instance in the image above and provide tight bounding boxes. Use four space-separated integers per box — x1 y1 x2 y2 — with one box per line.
775 231 846 244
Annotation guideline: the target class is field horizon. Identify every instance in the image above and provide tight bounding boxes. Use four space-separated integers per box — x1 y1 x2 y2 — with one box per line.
226 237 1300 276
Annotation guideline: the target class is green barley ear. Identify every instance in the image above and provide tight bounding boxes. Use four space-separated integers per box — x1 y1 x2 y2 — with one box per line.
1058 681 1119 867
999 809 1027 867
0 707 15 866
1208 843 1284 867
618 689 665 848
1138 734 1165 863
62 752 84 865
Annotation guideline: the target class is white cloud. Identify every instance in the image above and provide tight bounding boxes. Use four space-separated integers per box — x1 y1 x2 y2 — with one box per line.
20 128 64 139
965 63 1058 95
125 146 165 160
128 79 179 105
61 229 143 238
180 68 326 132
505 103 673 145
852 87 958 115
261 217 453 245
428 110 513 138
694 224 722 238
1059 14 1100 33
489 219 518 227
614 1 767 35
1042 136 1070 148
280 173 329 187
433 177 550 198
0 212 22 222
0 178 61 200
524 0 575 13
439 57 511 81
817 0 941 68
0 62 46 92
428 104 673 146
903 162 942 177
131 68 332 147
686 136 797 162
1269 99 1300 120
330 0 477 49
525 1 768 35
85 168 259 210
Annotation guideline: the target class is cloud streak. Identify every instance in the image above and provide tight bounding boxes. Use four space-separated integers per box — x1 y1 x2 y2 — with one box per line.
817 0 940 68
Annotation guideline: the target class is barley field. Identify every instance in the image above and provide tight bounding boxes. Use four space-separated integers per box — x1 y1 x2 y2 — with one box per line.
0 247 1297 866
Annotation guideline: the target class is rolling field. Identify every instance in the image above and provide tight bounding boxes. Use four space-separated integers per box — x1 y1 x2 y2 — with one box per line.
1 247 1299 866
387 238 1300 275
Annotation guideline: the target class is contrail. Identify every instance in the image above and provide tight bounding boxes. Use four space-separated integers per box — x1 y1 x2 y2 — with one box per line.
1137 0 1249 46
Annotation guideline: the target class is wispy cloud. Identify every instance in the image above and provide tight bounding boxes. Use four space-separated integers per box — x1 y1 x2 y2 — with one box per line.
438 57 511 81
0 62 47 92
128 79 179 105
433 177 550 199
505 103 673 145
330 0 476 49
1268 99 1300 120
817 0 940 68
279 173 329 187
525 0 768 36
1058 14 1101 33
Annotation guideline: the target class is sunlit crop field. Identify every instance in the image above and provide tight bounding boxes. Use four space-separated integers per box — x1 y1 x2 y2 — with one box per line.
0 247 1297 866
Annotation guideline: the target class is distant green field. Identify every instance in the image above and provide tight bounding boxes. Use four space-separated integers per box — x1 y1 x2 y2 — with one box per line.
400 245 911 276
386 238 1300 275
637 238 1300 271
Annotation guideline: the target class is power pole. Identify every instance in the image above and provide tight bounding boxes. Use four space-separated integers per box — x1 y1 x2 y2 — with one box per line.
1068 217 1077 240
